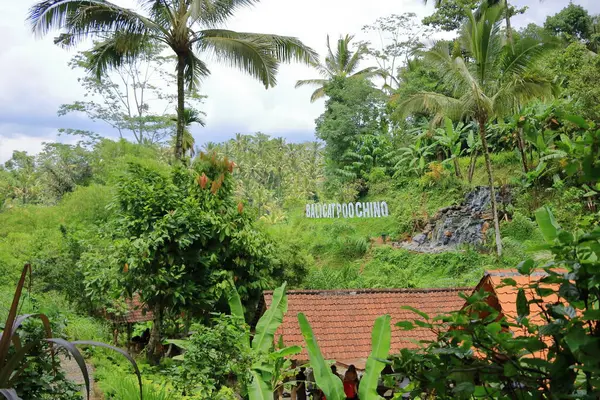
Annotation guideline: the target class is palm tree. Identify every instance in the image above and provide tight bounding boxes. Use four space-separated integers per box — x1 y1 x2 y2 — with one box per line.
397 4 553 256
295 34 379 102
29 0 318 160
171 108 205 157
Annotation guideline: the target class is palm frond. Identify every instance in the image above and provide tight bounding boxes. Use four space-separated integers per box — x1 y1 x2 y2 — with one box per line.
197 29 278 88
86 31 154 79
395 91 463 121
183 51 211 91
189 0 260 27
461 5 503 84
337 34 355 73
138 0 175 30
29 1 162 48
295 79 328 89
310 87 326 102
351 66 382 78
499 36 553 77
257 34 318 65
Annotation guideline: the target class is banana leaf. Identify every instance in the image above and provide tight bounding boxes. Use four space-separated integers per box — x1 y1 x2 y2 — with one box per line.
248 370 272 400
252 283 287 353
297 313 344 400
359 315 392 400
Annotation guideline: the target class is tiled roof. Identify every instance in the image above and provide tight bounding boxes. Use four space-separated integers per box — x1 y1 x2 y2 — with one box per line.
106 295 154 324
479 269 563 325
263 287 471 368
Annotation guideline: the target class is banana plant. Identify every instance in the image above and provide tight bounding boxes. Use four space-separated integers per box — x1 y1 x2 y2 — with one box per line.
393 139 435 177
0 265 142 400
434 117 465 178
466 130 481 183
297 313 392 400
227 282 301 400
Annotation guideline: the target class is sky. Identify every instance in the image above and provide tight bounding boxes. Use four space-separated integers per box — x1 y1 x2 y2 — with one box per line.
1 0 599 162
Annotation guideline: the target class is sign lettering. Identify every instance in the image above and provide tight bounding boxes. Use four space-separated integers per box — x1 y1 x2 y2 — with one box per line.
305 201 390 219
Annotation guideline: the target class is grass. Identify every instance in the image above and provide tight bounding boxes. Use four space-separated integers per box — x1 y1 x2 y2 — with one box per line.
271 151 563 291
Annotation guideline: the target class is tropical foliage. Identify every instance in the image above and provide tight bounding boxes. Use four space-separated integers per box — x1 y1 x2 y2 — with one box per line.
3 1 600 399
296 35 379 102
28 0 317 159
393 207 600 398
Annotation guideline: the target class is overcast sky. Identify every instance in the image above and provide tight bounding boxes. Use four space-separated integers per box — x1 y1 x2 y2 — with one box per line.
1 0 599 162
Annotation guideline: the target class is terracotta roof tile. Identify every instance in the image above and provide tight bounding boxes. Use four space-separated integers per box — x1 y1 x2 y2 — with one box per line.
263 288 471 368
480 269 564 326
107 295 154 324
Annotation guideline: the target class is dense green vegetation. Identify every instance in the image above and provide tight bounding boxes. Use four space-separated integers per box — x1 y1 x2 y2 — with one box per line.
2 0 600 398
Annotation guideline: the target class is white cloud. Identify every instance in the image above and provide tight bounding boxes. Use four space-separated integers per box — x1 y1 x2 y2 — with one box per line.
1 0 598 162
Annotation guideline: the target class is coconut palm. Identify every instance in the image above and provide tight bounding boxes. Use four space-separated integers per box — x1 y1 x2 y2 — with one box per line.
28 0 318 160
397 4 553 256
171 108 205 157
295 34 379 102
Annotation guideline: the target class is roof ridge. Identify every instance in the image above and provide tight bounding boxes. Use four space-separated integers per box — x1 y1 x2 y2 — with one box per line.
263 287 473 295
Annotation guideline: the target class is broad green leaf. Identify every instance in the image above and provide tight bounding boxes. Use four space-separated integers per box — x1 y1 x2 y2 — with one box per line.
504 362 518 377
485 322 502 336
564 114 589 129
297 313 344 400
553 304 576 319
517 289 529 319
517 259 534 275
565 326 588 354
535 206 560 243
226 281 245 321
253 282 287 353
401 306 430 321
557 231 574 245
582 309 600 320
164 339 190 350
396 321 415 330
248 370 272 400
272 345 302 358
452 382 475 396
500 278 517 287
359 315 391 400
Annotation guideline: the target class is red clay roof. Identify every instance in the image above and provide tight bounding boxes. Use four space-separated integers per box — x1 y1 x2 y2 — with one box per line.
478 269 563 326
263 287 471 369
107 295 154 324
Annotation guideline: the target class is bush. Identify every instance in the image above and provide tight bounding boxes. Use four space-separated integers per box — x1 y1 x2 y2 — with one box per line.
99 371 178 400
500 212 542 243
171 314 250 397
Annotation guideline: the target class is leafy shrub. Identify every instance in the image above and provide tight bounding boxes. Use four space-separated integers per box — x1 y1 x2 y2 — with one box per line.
99 371 177 400
335 236 369 259
170 314 250 397
500 211 542 243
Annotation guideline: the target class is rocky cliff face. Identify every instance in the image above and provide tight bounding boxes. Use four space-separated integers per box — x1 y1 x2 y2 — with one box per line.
399 186 511 253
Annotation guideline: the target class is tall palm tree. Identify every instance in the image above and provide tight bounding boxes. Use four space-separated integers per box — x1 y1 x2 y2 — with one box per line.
295 34 379 102
29 0 318 160
397 4 553 256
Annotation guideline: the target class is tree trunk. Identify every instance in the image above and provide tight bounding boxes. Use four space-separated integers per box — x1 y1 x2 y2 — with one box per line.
478 120 503 257
175 54 186 160
504 1 514 51
468 149 478 183
517 126 529 173
147 304 163 365
453 157 463 179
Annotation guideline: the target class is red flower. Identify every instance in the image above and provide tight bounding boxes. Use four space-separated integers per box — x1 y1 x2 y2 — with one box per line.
198 173 208 189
